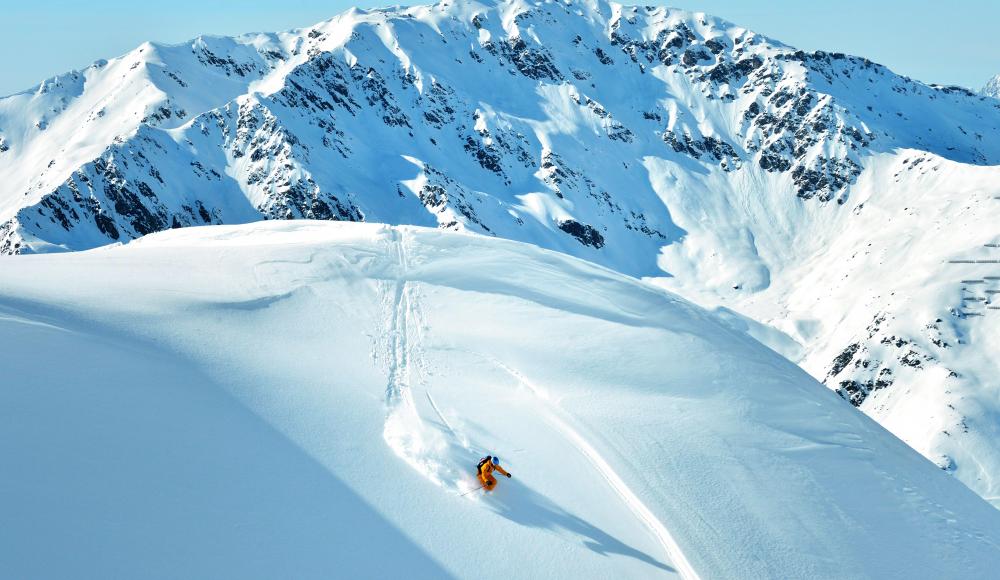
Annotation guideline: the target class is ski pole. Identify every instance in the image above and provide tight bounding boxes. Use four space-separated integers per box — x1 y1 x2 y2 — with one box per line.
459 483 486 497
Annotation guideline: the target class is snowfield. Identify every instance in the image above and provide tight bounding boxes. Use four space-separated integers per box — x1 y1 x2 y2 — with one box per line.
2 221 999 579
1 0 999 508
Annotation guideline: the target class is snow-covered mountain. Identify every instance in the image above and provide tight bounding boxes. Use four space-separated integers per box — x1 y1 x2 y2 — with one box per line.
3 0 998 260
3 221 999 578
983 75 1000 98
2 0 1000 508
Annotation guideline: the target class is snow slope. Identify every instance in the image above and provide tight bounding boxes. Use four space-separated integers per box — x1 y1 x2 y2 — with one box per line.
3 0 1000 518
2 221 1000 579
648 151 1000 507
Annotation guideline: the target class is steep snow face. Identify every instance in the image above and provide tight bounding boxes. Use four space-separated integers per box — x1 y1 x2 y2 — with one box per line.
0 35 288 223
2 0 1000 507
648 152 1000 507
983 75 1000 99
2 221 1000 579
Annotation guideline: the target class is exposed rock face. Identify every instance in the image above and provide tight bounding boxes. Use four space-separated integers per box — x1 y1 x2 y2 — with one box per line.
1 0 997 263
983 75 1000 99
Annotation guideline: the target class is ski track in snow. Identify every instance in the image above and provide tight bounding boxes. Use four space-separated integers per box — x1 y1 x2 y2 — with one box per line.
426 390 459 438
381 229 426 474
375 229 694 578
0 307 75 335
381 228 471 489
475 353 700 580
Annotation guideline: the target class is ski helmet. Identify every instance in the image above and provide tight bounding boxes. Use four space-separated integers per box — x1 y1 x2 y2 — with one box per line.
492 456 500 465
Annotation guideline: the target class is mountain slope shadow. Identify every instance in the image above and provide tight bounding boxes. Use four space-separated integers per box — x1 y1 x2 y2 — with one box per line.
0 305 453 580
485 479 675 573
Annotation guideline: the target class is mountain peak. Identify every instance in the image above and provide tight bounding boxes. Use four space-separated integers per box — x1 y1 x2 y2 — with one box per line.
983 74 1000 98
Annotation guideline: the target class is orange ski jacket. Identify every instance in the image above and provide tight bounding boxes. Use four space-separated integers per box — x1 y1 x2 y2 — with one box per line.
479 461 510 479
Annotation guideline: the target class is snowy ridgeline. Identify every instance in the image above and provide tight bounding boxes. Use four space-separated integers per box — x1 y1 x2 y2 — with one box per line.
2 221 1000 579
2 0 999 261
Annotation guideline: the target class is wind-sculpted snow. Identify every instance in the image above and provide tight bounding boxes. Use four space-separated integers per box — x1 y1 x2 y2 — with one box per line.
2 221 1000 578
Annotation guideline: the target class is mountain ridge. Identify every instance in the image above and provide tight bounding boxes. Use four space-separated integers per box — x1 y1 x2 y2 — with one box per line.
2 0 998 257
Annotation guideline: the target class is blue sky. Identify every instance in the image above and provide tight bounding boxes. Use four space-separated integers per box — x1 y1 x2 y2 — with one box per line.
1 0 996 96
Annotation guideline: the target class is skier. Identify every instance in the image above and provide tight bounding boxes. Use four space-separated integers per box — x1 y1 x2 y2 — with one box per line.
477 455 511 491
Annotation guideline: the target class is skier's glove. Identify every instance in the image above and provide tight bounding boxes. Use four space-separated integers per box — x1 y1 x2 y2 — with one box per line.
506 473 512 478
